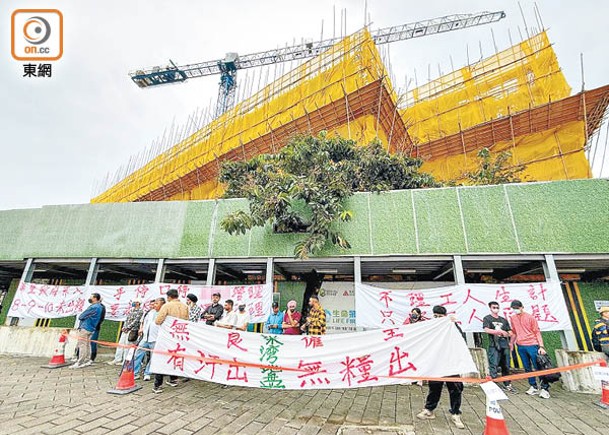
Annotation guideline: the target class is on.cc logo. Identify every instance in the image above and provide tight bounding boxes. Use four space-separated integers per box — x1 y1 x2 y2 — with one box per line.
23 16 52 45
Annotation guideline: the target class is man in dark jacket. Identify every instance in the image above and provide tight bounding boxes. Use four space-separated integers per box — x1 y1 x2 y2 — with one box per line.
202 292 224 326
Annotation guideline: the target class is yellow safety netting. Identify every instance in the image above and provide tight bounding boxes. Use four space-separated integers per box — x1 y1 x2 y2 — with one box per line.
93 29 397 203
165 114 392 201
400 32 571 144
422 120 591 183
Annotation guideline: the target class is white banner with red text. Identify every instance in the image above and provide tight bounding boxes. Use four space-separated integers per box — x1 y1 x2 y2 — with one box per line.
8 282 272 323
7 281 87 319
355 282 571 332
149 316 477 389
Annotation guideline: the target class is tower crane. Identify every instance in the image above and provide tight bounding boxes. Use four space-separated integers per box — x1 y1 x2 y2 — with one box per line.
130 11 506 118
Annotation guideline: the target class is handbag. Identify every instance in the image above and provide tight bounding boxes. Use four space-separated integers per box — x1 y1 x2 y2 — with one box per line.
536 353 561 383
128 328 139 342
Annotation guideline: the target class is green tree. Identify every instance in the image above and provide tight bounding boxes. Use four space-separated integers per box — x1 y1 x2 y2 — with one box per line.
463 148 525 185
219 132 439 259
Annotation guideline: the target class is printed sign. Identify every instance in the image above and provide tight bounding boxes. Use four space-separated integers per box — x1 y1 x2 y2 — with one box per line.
318 282 356 333
594 301 609 311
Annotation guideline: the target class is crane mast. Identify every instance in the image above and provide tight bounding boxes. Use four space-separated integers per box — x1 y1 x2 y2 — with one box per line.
130 11 506 117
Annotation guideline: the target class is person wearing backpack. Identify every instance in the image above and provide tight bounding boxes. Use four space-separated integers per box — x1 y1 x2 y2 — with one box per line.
592 306 609 356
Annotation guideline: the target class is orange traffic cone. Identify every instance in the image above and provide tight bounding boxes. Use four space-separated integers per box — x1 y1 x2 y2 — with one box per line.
41 330 71 369
108 346 142 395
598 360 609 409
483 398 510 435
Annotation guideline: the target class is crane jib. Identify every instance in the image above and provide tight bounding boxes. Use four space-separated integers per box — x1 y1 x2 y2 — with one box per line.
128 10 506 117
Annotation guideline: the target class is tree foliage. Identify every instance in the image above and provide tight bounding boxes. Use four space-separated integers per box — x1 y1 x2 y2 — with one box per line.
219 132 439 258
463 148 525 185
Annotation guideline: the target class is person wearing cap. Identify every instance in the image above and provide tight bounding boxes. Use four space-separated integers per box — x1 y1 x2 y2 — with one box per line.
593 306 609 356
234 303 250 331
265 302 283 334
283 300 302 335
202 292 224 326
509 299 550 398
186 293 202 323
108 299 143 366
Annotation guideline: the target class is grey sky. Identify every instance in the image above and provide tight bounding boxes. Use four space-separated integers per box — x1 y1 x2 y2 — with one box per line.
1 0 608 211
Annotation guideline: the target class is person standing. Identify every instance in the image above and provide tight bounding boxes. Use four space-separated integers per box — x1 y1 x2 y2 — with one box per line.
593 306 609 356
216 299 238 329
265 302 283 334
134 298 165 381
90 298 106 362
153 289 189 393
186 293 202 323
71 293 103 369
108 299 143 366
234 303 250 331
202 292 224 326
509 299 550 399
303 295 326 335
282 300 301 335
417 305 465 430
483 301 516 393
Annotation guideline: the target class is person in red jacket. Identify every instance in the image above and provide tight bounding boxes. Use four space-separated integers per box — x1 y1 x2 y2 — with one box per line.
509 299 550 399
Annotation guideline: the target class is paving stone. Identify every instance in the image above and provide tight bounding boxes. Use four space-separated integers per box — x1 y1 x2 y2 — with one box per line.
2 354 609 435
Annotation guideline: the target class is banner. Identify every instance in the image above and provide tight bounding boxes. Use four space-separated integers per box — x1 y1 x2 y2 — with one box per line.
355 282 571 332
8 281 272 323
318 282 356 333
150 316 477 389
7 282 86 319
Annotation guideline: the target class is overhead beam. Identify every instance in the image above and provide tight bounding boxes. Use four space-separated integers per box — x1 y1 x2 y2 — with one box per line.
433 263 454 281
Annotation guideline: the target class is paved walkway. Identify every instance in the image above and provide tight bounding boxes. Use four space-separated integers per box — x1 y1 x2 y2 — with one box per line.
0 354 608 435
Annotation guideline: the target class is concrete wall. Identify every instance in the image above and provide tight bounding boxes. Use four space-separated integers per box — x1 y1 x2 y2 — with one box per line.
556 349 609 394
0 326 76 358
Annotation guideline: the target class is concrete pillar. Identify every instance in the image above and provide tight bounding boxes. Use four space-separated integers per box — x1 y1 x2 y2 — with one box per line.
7 258 35 326
556 349 608 393
454 255 475 348
544 254 579 351
265 258 273 286
354 256 362 331
154 258 165 283
75 258 99 328
206 259 216 286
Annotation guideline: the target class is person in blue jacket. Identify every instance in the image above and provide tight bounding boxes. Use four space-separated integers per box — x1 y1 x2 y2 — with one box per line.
71 292 103 369
265 302 284 334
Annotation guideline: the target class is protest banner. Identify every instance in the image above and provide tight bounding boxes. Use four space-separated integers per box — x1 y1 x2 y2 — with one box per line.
150 316 477 389
355 282 571 332
8 282 86 319
8 281 272 323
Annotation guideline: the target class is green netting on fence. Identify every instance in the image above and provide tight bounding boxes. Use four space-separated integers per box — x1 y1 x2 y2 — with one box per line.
0 179 607 260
